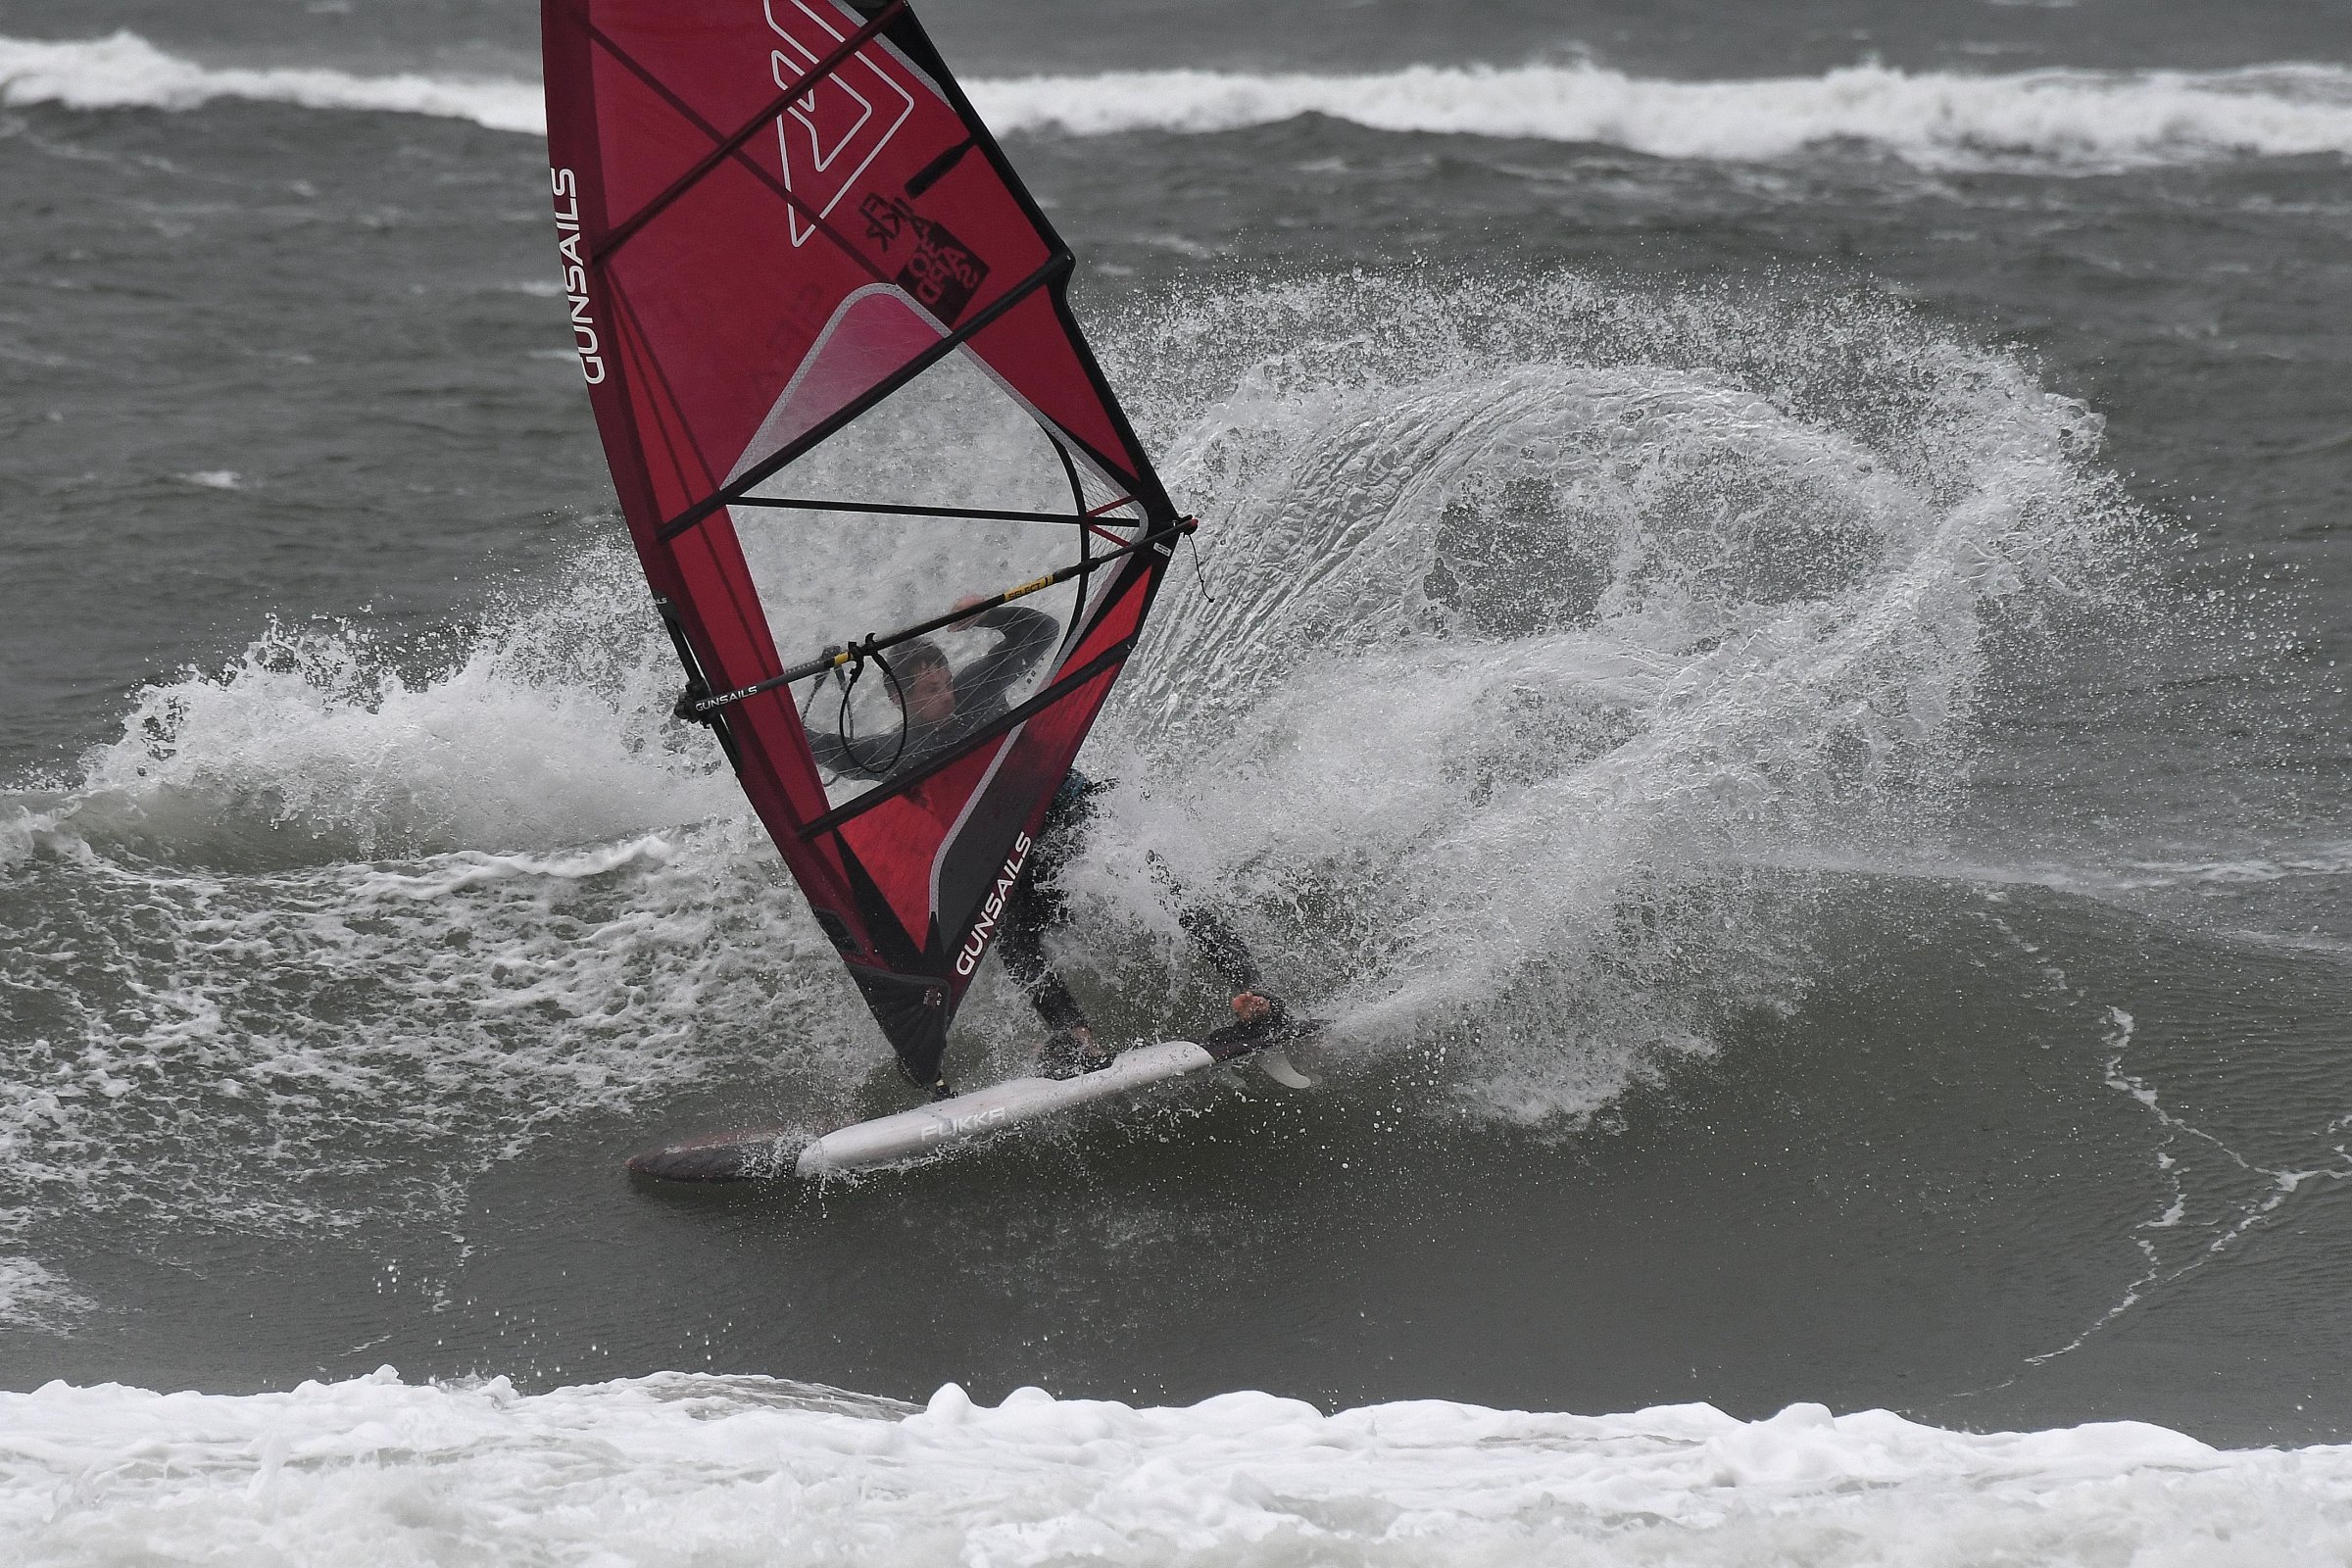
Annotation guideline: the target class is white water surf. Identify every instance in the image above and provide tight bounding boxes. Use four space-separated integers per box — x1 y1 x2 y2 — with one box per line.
0 270 2140 1328
7 1371 2349 1565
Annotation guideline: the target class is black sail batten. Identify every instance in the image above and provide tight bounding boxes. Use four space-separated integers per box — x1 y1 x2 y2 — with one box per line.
683 518 1194 721
727 496 1118 526
583 17 910 303
586 1 909 267
655 253 1076 544
848 0 1182 525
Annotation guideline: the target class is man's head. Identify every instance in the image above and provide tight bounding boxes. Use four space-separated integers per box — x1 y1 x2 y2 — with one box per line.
892 640 956 724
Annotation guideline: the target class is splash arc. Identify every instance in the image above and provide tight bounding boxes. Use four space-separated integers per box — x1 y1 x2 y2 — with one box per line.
540 0 1200 1131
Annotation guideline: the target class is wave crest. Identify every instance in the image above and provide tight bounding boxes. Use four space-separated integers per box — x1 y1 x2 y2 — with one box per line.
6 32 2350 171
971 59 2352 172
0 30 542 132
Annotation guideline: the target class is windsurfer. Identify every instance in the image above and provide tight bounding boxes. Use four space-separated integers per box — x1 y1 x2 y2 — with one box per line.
808 597 1285 1078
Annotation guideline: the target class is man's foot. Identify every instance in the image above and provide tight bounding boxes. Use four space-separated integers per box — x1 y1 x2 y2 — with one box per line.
1038 1027 1113 1079
1203 994 1310 1059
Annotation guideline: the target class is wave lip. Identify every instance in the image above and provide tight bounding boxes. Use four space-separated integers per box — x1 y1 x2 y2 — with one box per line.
0 30 542 133
970 59 2352 170
8 32 2350 172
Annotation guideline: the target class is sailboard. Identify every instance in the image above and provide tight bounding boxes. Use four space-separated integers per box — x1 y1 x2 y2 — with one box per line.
627 1029 1322 1180
542 0 1245 1174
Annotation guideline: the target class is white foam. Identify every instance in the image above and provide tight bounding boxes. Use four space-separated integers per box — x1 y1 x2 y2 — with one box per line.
1912 839 2352 901
0 1255 96 1335
2115 841 2352 888
0 30 542 133
0 546 873 1330
969 59 2352 171
0 806 866 1334
58 546 738 858
1067 272 2136 1121
6 32 2351 171
5 1372 2349 1564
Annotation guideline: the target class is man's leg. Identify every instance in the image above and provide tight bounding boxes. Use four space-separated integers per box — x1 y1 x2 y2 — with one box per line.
1154 861 1294 1051
997 771 1108 1073
1178 905 1264 999
998 877 1089 1034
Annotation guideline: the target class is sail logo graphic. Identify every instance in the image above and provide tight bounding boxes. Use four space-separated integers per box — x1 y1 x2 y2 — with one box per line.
765 0 915 248
858 193 990 322
549 169 604 385
955 830 1032 976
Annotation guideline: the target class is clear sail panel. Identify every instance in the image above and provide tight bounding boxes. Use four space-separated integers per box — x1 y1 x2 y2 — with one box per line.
729 335 1141 810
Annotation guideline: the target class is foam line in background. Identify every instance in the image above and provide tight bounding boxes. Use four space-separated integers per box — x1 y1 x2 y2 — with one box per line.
6 31 2352 171
0 29 543 134
971 59 2352 171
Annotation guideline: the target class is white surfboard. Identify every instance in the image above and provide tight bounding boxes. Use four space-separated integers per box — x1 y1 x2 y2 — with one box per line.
627 1029 1325 1182
628 1040 1220 1181
794 1039 1213 1175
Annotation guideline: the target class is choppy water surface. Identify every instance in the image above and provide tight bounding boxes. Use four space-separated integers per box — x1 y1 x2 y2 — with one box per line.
3 1 2350 1561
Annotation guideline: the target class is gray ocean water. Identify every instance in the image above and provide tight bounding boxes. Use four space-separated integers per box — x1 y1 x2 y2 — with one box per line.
4 2 2352 1555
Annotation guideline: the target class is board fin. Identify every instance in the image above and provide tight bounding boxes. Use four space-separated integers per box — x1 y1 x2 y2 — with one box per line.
1257 1047 1316 1089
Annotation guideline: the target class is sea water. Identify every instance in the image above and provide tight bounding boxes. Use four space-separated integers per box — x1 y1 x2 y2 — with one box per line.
3 1 2350 1561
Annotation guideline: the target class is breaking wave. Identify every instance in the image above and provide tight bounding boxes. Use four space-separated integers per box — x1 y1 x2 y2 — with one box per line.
0 30 543 133
8 1371 2351 1565
0 548 860 1331
11 545 734 863
1069 272 2142 1120
6 31 2351 172
972 59 2352 172
0 271 2142 1324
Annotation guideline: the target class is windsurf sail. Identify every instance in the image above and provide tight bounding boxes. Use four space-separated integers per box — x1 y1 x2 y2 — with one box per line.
541 0 1187 1089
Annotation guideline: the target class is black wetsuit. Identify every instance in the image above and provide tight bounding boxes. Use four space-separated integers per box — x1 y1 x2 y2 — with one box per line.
805 604 1057 781
997 768 1269 1042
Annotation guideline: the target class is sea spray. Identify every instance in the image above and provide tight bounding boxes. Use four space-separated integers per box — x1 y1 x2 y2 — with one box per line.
0 546 859 1329
1049 272 2144 1121
50 540 731 865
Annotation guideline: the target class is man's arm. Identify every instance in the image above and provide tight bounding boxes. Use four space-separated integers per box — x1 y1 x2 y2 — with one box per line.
952 604 1058 713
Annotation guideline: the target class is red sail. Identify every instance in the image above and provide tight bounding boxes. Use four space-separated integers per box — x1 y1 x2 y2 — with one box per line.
542 0 1181 1086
